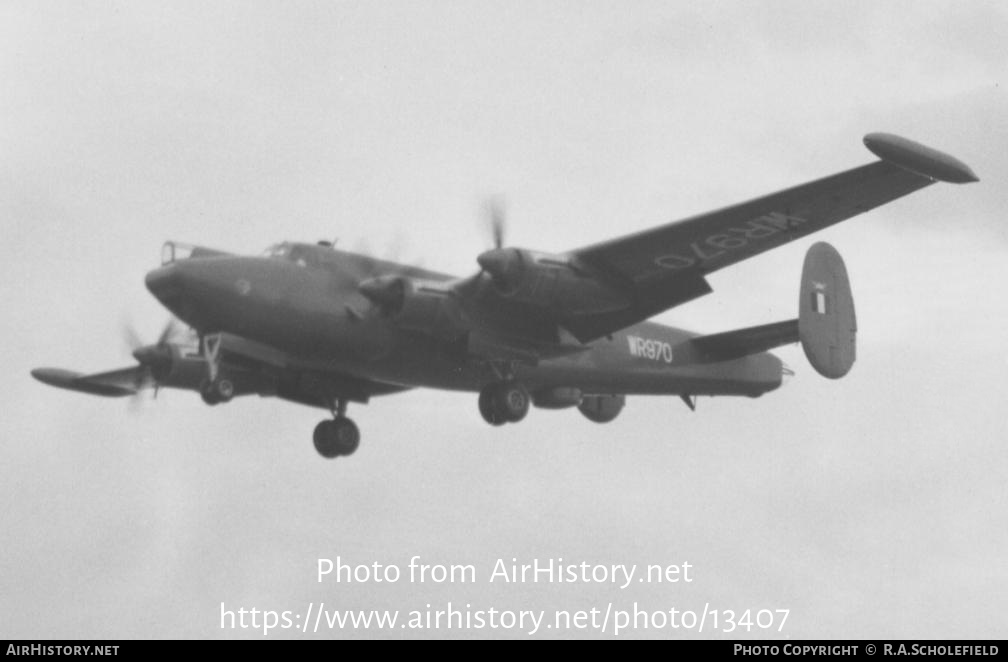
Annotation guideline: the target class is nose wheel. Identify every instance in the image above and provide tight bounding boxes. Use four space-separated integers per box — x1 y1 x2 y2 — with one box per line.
313 398 361 459
478 381 530 425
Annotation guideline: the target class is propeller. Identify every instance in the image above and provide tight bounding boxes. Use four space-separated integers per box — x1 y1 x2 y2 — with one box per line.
476 196 520 289
351 233 424 314
357 197 510 308
482 195 507 250
121 317 181 404
347 235 415 283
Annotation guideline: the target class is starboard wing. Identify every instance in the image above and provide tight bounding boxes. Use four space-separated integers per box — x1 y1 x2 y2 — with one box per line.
570 134 977 290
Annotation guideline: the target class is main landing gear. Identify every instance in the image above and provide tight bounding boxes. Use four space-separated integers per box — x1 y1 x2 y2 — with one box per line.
478 381 530 426
200 377 235 405
313 399 360 459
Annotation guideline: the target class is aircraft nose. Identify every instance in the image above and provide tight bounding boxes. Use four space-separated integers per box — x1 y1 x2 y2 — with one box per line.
143 257 259 331
145 264 182 303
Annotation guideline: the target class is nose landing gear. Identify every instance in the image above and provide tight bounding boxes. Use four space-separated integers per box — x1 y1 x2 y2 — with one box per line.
478 381 530 426
313 398 361 459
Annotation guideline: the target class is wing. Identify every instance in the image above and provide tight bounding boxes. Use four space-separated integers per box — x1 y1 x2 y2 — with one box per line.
451 134 975 350
32 334 411 405
31 367 143 397
209 333 411 404
571 134 978 289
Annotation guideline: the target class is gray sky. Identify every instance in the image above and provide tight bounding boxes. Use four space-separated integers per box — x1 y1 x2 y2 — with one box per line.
2 0 1006 639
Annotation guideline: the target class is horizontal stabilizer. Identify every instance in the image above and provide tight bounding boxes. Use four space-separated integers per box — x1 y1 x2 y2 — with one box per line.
31 367 141 397
690 319 798 361
799 242 856 378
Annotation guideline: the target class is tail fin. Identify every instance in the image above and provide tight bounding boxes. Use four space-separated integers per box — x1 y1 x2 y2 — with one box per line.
798 242 856 378
686 241 856 379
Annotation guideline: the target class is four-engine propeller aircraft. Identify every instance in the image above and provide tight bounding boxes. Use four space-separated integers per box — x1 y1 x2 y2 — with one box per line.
32 133 977 459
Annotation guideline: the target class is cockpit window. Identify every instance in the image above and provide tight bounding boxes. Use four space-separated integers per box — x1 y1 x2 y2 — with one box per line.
288 245 311 268
261 242 313 267
262 243 291 259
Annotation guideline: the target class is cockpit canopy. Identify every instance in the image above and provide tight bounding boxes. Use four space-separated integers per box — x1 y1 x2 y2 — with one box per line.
261 242 316 268
261 242 292 259
161 241 232 265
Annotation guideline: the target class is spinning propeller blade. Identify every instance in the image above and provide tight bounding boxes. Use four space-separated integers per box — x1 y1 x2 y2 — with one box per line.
120 317 181 409
483 196 507 250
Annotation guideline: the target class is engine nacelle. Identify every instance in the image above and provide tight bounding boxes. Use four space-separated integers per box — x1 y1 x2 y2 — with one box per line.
360 275 468 341
162 347 209 390
129 343 211 391
578 394 625 423
476 248 626 315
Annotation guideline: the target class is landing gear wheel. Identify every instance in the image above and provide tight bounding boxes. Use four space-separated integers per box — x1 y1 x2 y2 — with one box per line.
200 378 234 405
331 417 360 456
313 420 339 458
478 381 530 425
497 382 530 422
213 378 235 402
313 417 361 459
479 387 507 426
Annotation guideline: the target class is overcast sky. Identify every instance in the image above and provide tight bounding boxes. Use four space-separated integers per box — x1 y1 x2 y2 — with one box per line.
2 1 1006 639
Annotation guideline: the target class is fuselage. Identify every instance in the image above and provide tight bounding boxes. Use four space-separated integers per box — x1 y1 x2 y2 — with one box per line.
144 242 784 399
